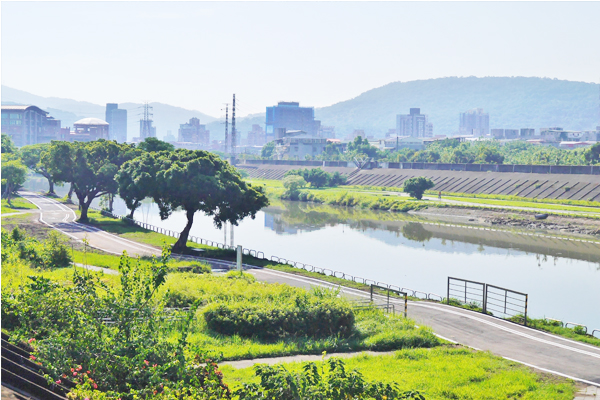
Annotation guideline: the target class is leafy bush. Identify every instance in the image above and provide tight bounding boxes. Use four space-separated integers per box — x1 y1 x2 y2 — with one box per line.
285 168 347 188
203 295 355 340
235 358 425 400
282 175 307 200
403 177 435 200
1 227 72 270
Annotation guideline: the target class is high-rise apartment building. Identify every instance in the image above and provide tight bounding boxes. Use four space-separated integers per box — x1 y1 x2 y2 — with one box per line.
178 117 210 145
105 103 127 142
459 108 489 136
396 108 433 138
265 102 321 140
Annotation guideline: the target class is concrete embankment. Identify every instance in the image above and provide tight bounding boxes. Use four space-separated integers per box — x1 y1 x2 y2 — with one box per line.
239 162 600 201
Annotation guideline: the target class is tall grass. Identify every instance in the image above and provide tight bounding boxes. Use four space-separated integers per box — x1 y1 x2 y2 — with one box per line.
221 347 576 399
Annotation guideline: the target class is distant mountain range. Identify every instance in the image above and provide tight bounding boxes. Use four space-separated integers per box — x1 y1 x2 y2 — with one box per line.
315 77 600 137
3 77 599 141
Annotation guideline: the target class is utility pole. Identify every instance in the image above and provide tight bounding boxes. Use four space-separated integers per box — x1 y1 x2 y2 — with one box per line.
231 94 236 163
224 104 229 155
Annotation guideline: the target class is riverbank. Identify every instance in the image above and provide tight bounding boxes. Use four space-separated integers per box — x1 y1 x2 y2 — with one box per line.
249 178 600 239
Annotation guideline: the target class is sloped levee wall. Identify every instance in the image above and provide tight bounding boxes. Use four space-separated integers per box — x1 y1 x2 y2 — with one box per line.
244 159 600 175
239 160 600 201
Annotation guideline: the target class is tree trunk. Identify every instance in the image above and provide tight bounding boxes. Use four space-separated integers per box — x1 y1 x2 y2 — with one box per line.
77 193 91 222
79 202 90 222
67 183 74 200
108 193 114 213
5 182 13 206
172 209 195 253
48 179 55 195
127 200 140 220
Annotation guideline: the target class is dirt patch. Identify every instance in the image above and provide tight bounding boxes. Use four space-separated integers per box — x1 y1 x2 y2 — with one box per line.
413 206 600 239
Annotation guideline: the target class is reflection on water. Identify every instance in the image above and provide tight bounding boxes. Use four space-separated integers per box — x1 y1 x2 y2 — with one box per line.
23 175 600 328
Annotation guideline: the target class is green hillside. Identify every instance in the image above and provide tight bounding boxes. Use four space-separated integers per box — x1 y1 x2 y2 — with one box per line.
315 77 600 137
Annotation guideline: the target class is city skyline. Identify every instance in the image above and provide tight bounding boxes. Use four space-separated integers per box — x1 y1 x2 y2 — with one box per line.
2 2 599 119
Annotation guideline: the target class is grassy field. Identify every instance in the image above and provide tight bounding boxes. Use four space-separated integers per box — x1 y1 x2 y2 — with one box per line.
221 347 576 399
1 195 38 214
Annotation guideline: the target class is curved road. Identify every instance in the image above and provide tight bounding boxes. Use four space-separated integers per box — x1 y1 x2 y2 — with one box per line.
20 191 600 387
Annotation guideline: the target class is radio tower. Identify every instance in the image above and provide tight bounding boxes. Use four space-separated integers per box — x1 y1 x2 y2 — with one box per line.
140 102 154 139
231 94 236 162
223 104 229 154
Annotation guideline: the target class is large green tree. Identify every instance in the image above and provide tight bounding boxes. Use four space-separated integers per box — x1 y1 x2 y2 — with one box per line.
20 143 58 195
132 149 269 252
116 152 159 219
261 141 275 159
1 158 28 205
43 140 140 221
403 176 435 200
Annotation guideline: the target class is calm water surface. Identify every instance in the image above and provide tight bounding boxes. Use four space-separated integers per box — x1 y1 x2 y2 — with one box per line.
25 176 600 329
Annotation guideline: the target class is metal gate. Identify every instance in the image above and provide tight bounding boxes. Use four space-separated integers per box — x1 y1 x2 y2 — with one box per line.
370 284 408 317
447 277 528 326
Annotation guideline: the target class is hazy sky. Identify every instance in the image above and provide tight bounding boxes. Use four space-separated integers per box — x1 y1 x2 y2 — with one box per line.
2 1 599 118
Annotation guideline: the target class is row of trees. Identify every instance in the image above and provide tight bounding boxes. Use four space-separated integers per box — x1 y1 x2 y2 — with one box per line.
1 135 268 252
258 136 600 166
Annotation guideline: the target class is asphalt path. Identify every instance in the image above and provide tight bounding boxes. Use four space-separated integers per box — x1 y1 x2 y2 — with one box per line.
19 191 161 258
20 191 600 387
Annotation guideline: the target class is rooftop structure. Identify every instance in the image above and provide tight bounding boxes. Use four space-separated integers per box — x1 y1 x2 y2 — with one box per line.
70 117 109 142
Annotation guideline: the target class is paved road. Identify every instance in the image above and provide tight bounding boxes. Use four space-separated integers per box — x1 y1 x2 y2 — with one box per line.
20 191 161 258
21 191 600 387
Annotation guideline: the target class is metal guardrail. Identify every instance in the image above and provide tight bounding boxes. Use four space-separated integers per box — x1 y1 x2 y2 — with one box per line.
564 322 588 334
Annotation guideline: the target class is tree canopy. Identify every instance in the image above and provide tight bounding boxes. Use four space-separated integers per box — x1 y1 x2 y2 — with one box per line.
116 151 160 219
20 143 58 195
1 134 17 154
43 140 141 221
137 137 175 153
261 141 275 159
403 176 435 200
1 157 28 205
128 149 269 252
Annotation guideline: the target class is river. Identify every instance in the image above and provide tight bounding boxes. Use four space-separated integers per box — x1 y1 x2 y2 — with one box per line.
24 175 600 329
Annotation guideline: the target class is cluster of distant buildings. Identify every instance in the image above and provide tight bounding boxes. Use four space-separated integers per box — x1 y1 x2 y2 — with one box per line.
3 101 599 158
453 108 600 149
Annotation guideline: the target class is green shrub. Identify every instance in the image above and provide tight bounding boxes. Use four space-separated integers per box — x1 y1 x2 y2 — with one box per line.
235 358 423 400
43 231 72 269
203 297 355 340
403 177 435 200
